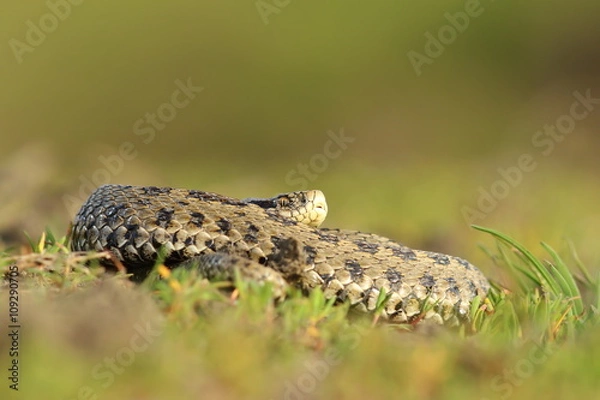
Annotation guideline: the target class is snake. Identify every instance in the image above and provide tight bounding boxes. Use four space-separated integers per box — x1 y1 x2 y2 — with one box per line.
70 184 490 325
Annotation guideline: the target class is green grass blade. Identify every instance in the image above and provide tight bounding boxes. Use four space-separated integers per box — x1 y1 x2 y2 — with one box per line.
23 231 37 252
566 239 595 287
472 225 561 295
541 242 584 315
494 241 534 291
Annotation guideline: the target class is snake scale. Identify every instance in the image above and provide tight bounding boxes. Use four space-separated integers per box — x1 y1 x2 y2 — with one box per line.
70 184 490 325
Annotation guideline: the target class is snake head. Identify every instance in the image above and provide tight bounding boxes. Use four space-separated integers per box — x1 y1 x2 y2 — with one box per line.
244 190 328 227
273 190 328 228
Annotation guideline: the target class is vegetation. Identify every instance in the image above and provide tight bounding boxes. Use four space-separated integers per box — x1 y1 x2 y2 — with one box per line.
1 225 598 400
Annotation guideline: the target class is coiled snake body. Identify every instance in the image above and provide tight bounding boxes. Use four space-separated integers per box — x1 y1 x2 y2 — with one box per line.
71 184 490 325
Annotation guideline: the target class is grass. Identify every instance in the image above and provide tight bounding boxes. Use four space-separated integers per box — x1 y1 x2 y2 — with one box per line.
1 226 599 400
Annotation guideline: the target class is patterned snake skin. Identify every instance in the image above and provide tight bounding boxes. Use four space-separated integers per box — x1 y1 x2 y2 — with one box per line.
70 184 490 325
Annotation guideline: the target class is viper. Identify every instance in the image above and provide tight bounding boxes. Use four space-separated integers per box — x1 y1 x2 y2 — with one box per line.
71 184 490 325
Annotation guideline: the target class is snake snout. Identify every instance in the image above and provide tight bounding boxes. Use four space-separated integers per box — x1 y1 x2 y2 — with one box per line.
306 190 328 228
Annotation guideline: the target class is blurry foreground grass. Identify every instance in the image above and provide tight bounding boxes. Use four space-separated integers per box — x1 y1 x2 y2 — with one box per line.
1 226 599 400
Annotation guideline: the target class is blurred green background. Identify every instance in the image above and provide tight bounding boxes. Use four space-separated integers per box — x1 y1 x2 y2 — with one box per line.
2 0 599 276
